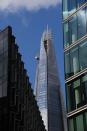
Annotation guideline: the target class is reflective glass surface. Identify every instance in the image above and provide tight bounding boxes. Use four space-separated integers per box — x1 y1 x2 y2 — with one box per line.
64 7 87 48
66 74 87 112
65 39 87 79
63 0 86 19
68 112 87 131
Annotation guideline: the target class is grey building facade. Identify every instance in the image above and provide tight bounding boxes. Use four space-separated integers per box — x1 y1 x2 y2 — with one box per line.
0 26 46 131
34 29 66 131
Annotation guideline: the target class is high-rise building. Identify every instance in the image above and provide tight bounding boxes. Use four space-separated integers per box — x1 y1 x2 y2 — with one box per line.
63 0 87 131
34 28 65 131
0 26 46 131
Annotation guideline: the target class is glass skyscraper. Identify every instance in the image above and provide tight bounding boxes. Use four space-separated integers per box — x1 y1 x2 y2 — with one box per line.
34 28 66 131
63 0 87 131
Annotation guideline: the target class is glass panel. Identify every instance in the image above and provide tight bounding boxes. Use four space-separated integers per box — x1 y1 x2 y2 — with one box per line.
69 15 77 44
73 79 81 108
77 0 86 7
82 74 87 101
0 62 3 78
63 0 68 19
64 23 69 48
70 46 79 75
65 51 70 78
68 0 76 15
66 84 71 112
69 118 74 131
77 8 86 39
79 40 87 70
76 115 84 131
0 39 3 54
85 112 87 129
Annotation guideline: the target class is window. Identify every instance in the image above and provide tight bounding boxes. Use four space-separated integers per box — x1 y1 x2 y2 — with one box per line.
77 8 86 39
82 74 87 102
69 15 77 44
76 115 84 131
77 0 86 7
68 0 76 14
65 51 70 78
68 113 87 131
0 40 3 55
66 83 76 112
69 118 74 131
79 40 87 70
63 0 68 19
73 79 81 108
64 23 69 48
66 84 72 112
70 46 79 75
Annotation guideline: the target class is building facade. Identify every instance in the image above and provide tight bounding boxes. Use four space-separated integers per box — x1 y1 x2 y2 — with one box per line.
0 26 46 131
34 29 65 131
63 0 87 131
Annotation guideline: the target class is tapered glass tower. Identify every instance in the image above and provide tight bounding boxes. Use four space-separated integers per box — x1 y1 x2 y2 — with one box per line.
34 28 65 131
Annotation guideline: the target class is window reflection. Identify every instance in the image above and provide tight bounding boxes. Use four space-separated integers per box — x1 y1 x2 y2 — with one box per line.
70 46 79 75
68 113 86 131
66 73 87 112
63 0 86 19
64 23 69 48
65 52 70 78
69 15 77 43
79 40 87 70
64 7 87 48
65 39 87 79
77 8 86 38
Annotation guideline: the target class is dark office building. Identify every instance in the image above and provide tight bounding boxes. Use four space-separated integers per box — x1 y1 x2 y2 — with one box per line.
0 26 46 131
63 0 87 131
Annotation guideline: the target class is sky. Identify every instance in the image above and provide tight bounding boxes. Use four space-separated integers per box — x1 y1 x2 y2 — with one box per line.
0 0 65 96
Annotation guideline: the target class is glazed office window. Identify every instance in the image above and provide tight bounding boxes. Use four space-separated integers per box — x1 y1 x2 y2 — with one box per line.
68 0 76 14
76 115 84 131
77 0 86 7
66 84 72 112
65 52 70 78
0 39 3 54
73 79 81 108
77 8 86 39
0 61 3 78
79 40 87 70
82 74 87 101
69 15 77 44
63 0 68 19
64 23 69 48
68 118 74 131
70 46 79 75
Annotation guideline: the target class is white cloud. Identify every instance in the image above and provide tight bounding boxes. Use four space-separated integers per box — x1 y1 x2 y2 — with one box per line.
0 0 61 12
